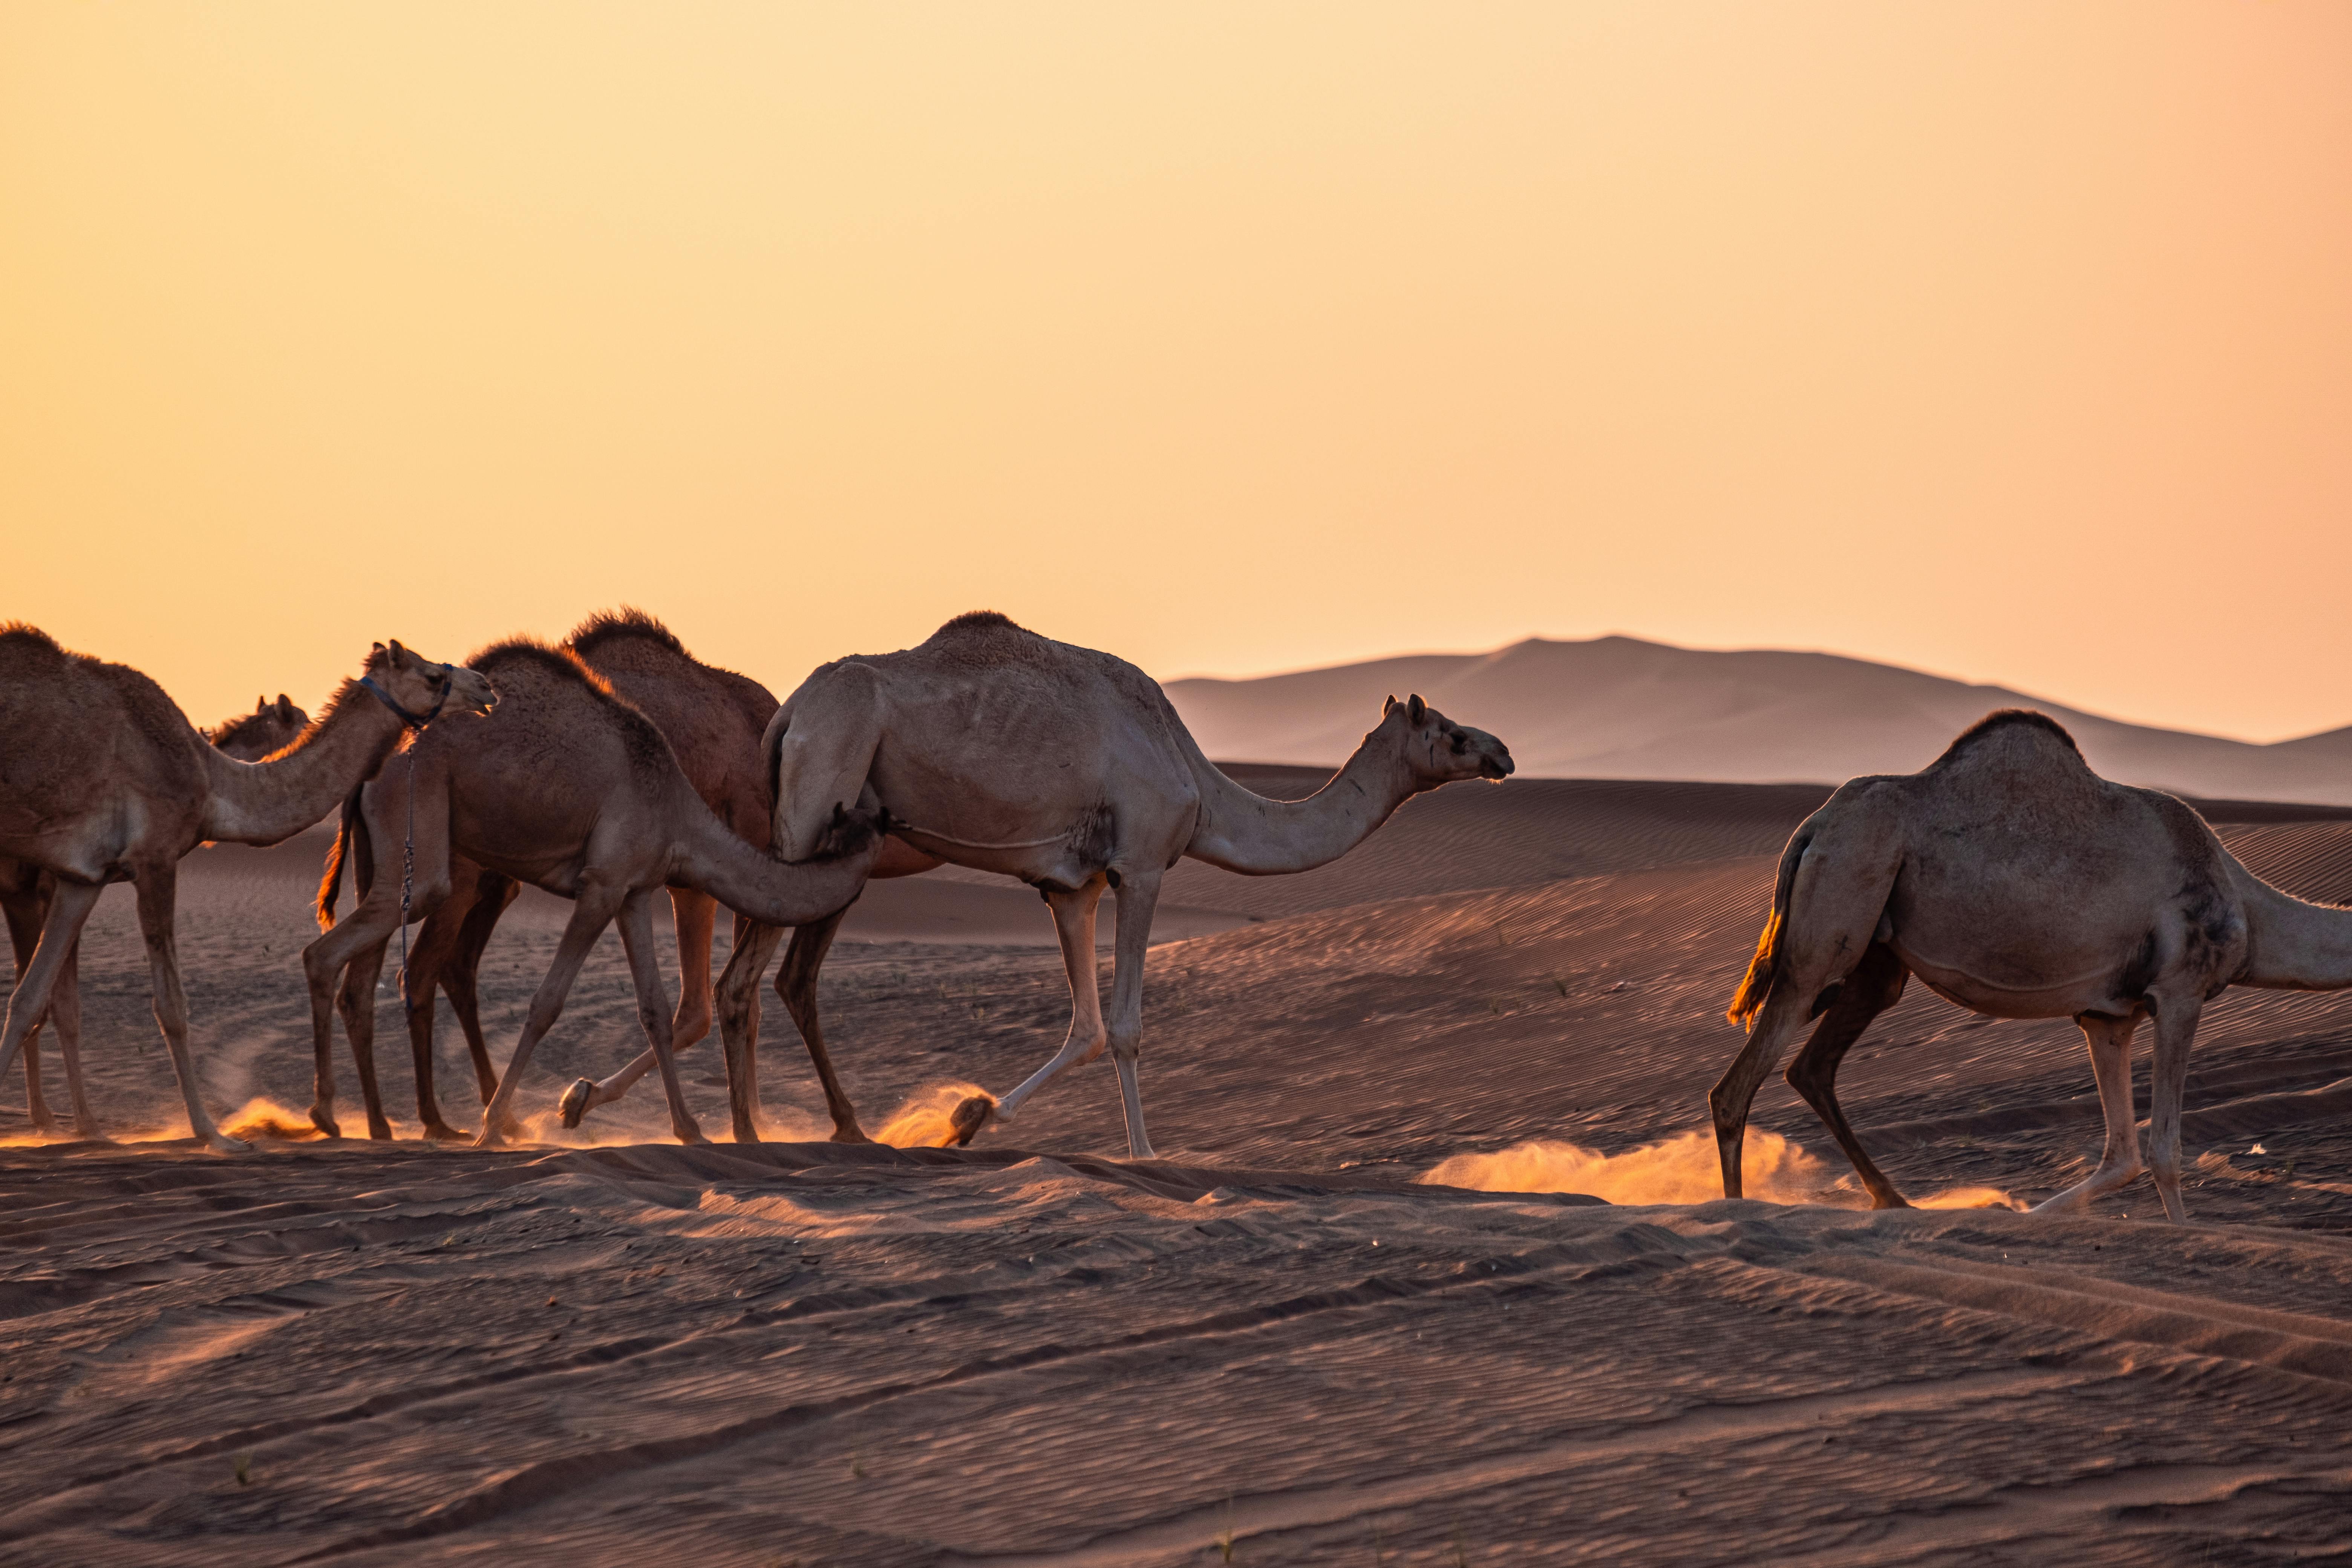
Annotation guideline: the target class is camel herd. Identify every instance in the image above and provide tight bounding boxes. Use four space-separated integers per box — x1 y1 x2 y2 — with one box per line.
4 610 2349 1223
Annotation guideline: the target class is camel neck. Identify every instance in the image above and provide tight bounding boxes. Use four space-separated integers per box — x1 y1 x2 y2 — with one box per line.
671 797 876 927
198 685 408 846
2231 857 2352 990
1180 727 1420 876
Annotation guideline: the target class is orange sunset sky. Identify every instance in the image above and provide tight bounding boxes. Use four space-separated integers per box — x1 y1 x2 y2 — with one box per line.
5 3 2350 742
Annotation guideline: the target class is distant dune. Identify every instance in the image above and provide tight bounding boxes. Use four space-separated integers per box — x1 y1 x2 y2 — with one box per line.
1165 634 2352 804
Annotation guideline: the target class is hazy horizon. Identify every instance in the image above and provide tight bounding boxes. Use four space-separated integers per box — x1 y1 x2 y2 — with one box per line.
9 3 2350 741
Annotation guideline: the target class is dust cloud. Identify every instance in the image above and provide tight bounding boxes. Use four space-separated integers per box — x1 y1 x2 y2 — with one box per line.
1423 1129 2025 1209
1422 1129 1827 1204
874 1082 997 1148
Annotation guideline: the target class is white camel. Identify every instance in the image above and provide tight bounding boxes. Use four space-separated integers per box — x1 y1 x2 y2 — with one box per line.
706 611 1513 1158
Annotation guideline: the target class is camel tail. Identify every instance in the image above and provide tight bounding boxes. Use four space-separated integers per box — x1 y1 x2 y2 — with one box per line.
1727 831 1808 1029
315 788 370 930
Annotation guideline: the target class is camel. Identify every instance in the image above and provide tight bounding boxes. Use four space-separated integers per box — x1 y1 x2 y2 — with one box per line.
333 608 806 1141
0 628 492 1150
695 611 1513 1159
1 694 312 1139
307 637 885 1146
1714 709 2352 1223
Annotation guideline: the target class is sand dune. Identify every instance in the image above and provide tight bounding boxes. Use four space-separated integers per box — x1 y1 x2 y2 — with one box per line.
1166 635 2352 804
5 768 2352 1560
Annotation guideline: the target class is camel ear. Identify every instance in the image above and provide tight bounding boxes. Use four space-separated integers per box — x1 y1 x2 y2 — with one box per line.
388 639 408 665
1408 694 1427 725
1383 694 1399 714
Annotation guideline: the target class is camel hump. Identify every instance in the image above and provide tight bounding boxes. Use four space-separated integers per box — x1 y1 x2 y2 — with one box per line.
565 605 688 660
0 622 66 660
935 609 1026 637
1926 709 2087 772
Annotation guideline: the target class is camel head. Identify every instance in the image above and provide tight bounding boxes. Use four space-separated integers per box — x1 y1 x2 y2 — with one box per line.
209 693 311 761
366 640 499 724
809 792 894 861
1382 693 1513 787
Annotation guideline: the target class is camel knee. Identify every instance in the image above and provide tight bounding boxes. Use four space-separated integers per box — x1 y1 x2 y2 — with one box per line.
1106 1028 1139 1066
673 995 712 1049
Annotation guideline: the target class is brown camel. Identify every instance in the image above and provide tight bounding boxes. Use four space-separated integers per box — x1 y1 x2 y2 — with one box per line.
337 608 799 1141
1 693 311 1139
695 611 1513 1158
307 637 884 1145
1715 709 2352 1222
0 628 492 1149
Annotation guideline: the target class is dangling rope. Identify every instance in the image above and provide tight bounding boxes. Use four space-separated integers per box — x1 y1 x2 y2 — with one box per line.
356 671 451 1020
398 748 418 1017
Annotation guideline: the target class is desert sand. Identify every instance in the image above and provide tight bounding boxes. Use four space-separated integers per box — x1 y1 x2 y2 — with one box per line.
5 768 2352 1562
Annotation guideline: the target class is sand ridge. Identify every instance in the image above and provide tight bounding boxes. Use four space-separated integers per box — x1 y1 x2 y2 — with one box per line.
3 1140 2352 1562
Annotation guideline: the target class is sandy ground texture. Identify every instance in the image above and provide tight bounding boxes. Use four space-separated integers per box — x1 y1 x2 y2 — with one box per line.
5 768 2352 1563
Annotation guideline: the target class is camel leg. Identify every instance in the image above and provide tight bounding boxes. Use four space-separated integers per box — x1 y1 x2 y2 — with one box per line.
306 893 446 1142
1710 835 1897 1199
551 890 732 1129
1782 942 1911 1208
2032 1010 2146 1214
991 877 1109 1124
128 864 245 1153
1102 869 1164 1161
400 888 479 1141
700 917 787 1142
616 885 706 1145
670 888 718 1049
335 937 395 1140
2144 993 2201 1223
774 909 867 1142
0 880 103 1117
473 886 626 1148
2 887 57 1133
49 941 99 1140
19 1018 50 1133
443 870 518 1107
317 932 379 1138
1710 980 1821 1202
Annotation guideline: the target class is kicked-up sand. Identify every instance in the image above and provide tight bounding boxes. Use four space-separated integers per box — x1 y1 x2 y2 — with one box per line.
5 768 2352 1562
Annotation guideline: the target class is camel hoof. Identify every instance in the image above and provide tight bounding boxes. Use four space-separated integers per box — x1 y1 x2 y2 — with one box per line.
949 1095 995 1147
367 1122 395 1143
207 1132 254 1154
308 1105 342 1139
675 1127 710 1147
828 1124 872 1145
558 1078 596 1129
421 1121 472 1144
